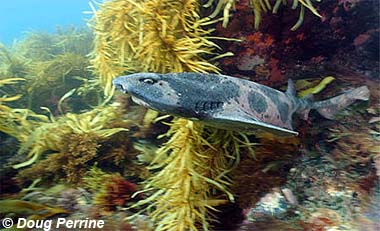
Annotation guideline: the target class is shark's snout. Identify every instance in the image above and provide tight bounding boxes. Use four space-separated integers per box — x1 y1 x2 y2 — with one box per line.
113 77 127 93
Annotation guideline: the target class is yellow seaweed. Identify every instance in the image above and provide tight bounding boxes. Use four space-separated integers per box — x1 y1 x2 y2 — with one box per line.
89 0 223 97
204 0 322 30
0 78 25 110
298 76 335 97
1 29 96 113
131 119 255 230
89 1 256 230
0 199 69 219
12 104 128 169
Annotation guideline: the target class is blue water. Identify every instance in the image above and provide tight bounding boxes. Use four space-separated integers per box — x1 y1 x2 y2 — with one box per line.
0 0 92 45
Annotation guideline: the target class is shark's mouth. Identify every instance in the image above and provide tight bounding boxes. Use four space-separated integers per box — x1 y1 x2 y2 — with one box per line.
131 96 152 108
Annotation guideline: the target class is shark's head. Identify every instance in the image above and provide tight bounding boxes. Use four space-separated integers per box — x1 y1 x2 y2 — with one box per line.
113 72 240 118
113 73 175 111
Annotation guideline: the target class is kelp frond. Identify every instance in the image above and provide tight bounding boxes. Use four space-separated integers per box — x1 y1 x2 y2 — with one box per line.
0 44 30 78
205 0 322 30
0 78 27 135
0 77 25 87
204 0 235 28
13 27 93 61
0 199 69 220
132 119 229 231
0 78 25 108
89 1 255 229
90 0 224 97
297 76 335 97
132 119 256 230
10 104 128 169
1 29 97 113
23 52 97 113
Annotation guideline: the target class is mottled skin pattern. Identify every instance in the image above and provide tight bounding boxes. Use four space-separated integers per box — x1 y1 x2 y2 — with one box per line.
113 72 369 136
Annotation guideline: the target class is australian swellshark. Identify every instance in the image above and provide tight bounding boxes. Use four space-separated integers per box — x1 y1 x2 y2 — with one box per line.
113 72 370 136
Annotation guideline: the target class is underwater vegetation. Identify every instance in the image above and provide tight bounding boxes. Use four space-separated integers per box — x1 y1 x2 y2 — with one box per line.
206 0 321 30
0 27 98 114
131 119 255 230
0 199 69 220
89 0 251 229
0 0 379 231
3 104 128 170
0 27 144 227
0 78 24 110
84 166 139 212
89 0 227 97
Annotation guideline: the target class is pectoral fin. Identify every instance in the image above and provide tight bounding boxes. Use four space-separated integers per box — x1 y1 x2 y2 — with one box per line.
205 113 299 137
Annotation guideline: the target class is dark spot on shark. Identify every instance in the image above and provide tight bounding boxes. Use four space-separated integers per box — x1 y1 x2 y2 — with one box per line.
259 87 290 123
248 92 267 113
175 78 238 117
222 81 240 98
277 101 289 123
168 75 239 101
260 86 283 101
135 72 237 119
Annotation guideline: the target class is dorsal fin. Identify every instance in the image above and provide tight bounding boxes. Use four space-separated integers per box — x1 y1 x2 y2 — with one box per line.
286 79 296 96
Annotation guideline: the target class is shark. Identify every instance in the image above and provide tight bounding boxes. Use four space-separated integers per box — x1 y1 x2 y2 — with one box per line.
112 72 370 136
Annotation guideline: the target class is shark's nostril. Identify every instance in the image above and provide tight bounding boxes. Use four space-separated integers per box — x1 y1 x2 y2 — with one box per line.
115 83 125 92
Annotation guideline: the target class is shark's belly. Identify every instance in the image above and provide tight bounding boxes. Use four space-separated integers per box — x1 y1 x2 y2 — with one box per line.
200 114 298 136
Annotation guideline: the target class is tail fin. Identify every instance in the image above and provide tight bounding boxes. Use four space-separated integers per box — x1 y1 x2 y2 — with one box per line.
313 86 370 119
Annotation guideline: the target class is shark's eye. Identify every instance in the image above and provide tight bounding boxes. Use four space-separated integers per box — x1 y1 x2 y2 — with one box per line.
140 78 157 84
